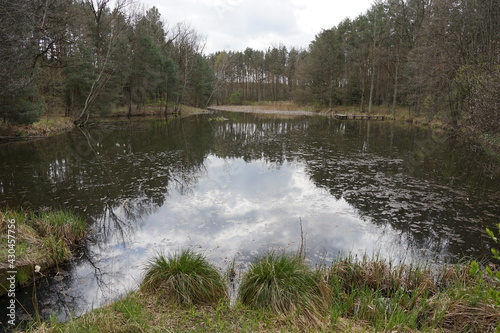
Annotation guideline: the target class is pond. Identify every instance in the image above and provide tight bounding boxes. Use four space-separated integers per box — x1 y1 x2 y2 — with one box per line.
1 111 499 324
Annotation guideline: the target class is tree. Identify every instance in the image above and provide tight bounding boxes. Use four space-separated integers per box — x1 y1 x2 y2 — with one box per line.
187 54 214 108
168 22 206 111
302 27 345 109
207 51 231 105
0 0 42 124
72 0 130 125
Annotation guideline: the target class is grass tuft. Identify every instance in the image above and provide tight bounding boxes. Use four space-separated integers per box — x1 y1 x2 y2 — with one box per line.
34 210 87 245
23 251 500 332
0 209 87 294
238 252 329 327
141 249 228 306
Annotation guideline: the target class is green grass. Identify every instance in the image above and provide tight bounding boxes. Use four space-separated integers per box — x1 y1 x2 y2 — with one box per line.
19 251 500 332
35 210 87 245
0 209 87 294
326 256 499 332
238 252 329 327
27 291 303 333
141 249 228 306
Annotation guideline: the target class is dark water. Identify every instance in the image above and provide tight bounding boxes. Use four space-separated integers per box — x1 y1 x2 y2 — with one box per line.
1 112 499 326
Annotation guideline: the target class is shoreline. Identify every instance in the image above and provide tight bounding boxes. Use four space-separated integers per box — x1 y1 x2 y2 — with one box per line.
0 106 209 145
19 250 500 332
207 105 320 116
0 210 87 296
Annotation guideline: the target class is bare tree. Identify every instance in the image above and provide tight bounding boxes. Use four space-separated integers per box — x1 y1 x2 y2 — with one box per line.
73 0 131 125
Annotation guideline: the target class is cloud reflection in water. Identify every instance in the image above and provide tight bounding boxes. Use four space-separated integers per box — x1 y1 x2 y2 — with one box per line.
64 153 418 318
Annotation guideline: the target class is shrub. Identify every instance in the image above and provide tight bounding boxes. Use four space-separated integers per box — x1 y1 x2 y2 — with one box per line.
228 90 243 105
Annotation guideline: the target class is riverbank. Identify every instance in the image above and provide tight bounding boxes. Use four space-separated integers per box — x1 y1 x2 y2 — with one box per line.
22 251 499 332
210 102 500 154
0 210 87 296
0 105 209 144
0 117 74 143
2 103 499 155
209 103 445 127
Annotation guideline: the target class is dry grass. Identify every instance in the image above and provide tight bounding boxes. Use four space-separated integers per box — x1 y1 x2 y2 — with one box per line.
328 257 437 297
209 103 315 114
0 209 87 293
247 101 313 111
27 291 321 333
327 256 500 332
20 252 500 332
424 294 500 333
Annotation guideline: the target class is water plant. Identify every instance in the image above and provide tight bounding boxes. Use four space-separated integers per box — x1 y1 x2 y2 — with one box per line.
238 252 328 326
141 249 228 306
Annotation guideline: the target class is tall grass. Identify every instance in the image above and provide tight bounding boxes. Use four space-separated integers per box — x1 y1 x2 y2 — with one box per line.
238 252 328 327
141 249 228 306
0 209 87 294
24 249 500 332
327 255 500 332
35 210 87 245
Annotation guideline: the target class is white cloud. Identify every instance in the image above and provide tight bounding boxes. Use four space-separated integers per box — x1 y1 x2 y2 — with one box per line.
142 0 374 53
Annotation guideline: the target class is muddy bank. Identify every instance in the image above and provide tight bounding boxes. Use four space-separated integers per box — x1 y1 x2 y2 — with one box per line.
207 105 320 116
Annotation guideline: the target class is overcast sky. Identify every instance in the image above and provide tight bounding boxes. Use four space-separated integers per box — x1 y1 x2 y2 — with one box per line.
141 0 375 54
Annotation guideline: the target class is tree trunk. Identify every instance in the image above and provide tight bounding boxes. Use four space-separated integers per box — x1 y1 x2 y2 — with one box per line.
359 67 366 112
391 48 399 119
368 10 378 114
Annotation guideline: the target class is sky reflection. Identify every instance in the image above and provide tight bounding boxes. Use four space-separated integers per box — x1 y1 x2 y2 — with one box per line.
3 115 497 326
50 153 419 321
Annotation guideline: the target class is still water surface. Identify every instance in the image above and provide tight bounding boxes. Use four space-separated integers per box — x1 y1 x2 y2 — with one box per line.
1 112 499 323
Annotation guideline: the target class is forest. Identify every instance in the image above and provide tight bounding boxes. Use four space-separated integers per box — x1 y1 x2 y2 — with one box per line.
0 0 498 134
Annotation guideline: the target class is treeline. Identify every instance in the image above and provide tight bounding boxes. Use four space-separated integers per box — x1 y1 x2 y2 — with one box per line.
209 0 499 133
1 0 498 134
0 0 213 125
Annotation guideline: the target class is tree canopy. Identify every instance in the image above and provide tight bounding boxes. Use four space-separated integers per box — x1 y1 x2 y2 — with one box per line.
0 0 210 125
208 0 499 134
0 0 498 133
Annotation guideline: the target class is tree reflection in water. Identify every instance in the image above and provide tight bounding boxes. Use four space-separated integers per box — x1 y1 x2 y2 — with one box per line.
0 113 498 325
